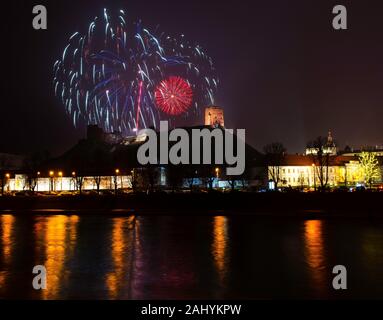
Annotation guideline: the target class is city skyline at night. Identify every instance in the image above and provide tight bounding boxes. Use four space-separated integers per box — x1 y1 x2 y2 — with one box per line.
1 0 383 308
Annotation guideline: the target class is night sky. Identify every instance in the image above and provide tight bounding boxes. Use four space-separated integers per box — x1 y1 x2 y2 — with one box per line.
2 0 383 156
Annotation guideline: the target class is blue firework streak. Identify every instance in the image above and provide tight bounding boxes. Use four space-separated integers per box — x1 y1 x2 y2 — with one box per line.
53 8 218 135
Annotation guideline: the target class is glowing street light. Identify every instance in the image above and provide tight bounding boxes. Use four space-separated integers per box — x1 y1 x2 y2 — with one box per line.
71 171 77 191
49 171 54 193
58 171 63 190
37 171 41 192
115 169 123 190
4 173 10 194
215 167 220 178
113 169 121 195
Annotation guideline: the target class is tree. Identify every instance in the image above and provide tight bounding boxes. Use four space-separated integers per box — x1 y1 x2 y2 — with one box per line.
75 176 84 195
263 142 286 190
227 174 237 192
130 168 140 193
166 165 183 193
358 152 380 189
0 172 7 196
200 165 215 191
26 174 38 192
113 174 118 195
0 155 11 196
224 165 244 192
23 152 46 193
93 176 102 194
182 165 199 192
307 136 330 191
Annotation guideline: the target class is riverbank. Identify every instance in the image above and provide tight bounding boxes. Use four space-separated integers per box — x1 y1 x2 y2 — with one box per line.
0 192 382 217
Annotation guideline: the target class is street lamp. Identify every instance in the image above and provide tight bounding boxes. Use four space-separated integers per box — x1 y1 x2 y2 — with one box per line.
37 171 40 192
5 173 10 193
58 171 63 191
49 171 54 193
114 169 120 194
71 171 76 191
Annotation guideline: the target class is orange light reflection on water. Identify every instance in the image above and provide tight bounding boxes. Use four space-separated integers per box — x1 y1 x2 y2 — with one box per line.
304 220 327 296
34 215 79 299
0 215 15 288
212 216 228 286
105 216 135 299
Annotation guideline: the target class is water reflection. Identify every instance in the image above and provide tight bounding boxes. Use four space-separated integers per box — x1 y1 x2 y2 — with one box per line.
0 215 15 265
105 216 135 299
130 216 199 299
212 216 229 286
34 215 79 299
303 220 327 296
0 214 383 299
0 215 15 288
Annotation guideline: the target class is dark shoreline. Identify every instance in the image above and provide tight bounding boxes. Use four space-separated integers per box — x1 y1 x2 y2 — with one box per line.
0 192 382 218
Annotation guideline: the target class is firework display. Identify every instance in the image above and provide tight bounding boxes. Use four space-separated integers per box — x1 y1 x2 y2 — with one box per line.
53 9 218 135
155 76 193 115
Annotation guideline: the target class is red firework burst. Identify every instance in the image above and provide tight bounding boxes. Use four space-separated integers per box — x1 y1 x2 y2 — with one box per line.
154 76 193 115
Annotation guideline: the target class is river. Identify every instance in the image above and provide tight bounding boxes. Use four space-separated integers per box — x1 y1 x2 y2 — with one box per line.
0 213 382 299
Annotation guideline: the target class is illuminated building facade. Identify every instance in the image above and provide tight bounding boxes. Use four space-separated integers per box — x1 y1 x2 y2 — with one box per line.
1 124 382 192
275 155 339 188
269 131 383 188
268 155 383 188
4 174 132 192
305 130 337 156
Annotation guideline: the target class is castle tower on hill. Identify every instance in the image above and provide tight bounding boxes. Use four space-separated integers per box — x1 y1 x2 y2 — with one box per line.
204 106 224 128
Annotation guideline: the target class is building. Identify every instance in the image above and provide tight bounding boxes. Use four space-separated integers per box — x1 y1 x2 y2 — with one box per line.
269 154 382 189
0 124 264 193
340 146 383 157
305 130 337 156
204 106 225 127
272 155 353 188
267 130 383 189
